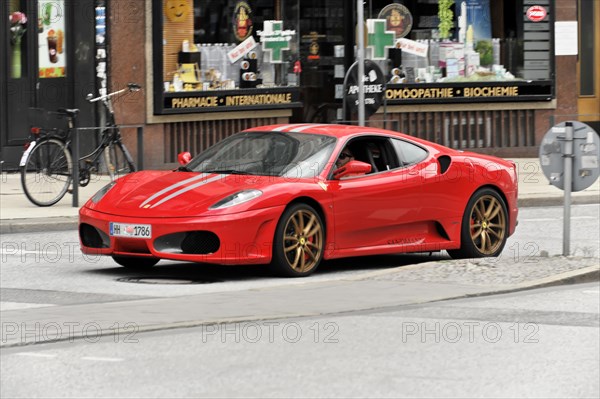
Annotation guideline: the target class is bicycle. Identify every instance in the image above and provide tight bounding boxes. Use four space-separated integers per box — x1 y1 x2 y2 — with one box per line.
20 83 141 207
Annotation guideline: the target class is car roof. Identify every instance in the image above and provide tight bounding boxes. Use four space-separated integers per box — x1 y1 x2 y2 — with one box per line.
243 123 445 150
245 123 405 139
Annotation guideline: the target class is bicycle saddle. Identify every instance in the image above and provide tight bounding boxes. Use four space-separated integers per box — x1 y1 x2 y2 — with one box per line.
57 108 80 117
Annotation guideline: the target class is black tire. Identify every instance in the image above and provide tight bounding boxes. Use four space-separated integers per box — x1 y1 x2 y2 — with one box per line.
270 203 325 277
448 188 509 259
112 255 159 269
21 138 72 207
104 141 135 180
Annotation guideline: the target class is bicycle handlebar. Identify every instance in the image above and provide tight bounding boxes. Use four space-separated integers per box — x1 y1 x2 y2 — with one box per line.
86 83 141 103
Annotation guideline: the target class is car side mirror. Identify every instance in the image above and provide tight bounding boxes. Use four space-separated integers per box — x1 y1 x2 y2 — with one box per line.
333 160 372 179
178 151 192 166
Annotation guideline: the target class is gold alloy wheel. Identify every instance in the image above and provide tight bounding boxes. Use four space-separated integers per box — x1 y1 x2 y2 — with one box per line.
469 194 507 255
282 209 324 273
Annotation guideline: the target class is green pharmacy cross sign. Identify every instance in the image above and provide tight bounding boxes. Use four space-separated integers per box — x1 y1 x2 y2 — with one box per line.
259 20 295 63
367 19 395 60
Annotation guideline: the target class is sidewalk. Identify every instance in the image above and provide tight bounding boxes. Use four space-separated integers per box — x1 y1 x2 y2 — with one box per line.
1 158 598 234
2 255 598 347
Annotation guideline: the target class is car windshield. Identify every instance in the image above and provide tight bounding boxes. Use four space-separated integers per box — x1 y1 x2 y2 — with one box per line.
185 131 337 178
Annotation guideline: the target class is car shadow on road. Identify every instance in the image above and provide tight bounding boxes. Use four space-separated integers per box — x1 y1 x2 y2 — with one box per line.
83 252 451 284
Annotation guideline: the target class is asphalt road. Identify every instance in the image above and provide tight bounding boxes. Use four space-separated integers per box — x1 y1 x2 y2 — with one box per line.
1 204 598 309
0 204 598 398
1 282 598 398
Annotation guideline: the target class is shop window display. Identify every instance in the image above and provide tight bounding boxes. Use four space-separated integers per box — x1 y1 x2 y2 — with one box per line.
365 0 553 104
153 0 302 114
160 0 299 93
152 0 554 115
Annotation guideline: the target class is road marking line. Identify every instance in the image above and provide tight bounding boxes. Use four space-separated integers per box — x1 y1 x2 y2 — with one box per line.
1 302 56 311
81 356 124 362
15 352 57 358
0 250 62 255
520 216 597 222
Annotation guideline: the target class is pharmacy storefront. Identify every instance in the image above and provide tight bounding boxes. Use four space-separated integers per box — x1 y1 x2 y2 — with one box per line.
144 0 559 163
59 0 577 169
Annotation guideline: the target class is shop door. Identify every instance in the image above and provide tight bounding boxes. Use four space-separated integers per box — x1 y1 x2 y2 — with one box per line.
293 1 352 124
578 0 600 131
1 0 39 170
1 0 96 169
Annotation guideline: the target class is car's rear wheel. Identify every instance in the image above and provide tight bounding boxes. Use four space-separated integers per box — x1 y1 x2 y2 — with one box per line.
270 203 324 277
112 255 159 269
448 188 508 259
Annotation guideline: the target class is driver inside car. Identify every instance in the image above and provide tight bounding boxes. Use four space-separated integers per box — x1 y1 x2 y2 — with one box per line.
335 147 355 170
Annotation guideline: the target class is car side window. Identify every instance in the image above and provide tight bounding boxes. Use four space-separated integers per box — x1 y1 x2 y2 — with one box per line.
391 138 428 166
340 137 399 174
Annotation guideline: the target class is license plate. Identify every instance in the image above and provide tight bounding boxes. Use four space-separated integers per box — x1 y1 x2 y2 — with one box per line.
109 222 151 239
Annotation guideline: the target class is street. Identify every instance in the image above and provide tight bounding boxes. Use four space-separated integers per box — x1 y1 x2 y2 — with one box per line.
1 204 599 398
1 205 598 303
1 283 598 398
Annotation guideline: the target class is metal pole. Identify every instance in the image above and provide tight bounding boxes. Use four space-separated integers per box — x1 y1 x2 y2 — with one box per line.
72 120 79 208
563 121 573 256
357 0 365 126
137 126 144 170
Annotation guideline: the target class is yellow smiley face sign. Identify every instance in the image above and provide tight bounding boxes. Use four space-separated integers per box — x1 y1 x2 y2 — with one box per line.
165 0 191 23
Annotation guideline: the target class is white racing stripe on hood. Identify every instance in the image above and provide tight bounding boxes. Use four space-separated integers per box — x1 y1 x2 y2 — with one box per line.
149 174 224 208
139 173 210 208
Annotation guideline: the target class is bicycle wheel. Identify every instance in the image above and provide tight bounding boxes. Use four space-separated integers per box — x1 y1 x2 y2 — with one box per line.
21 138 73 206
103 141 136 180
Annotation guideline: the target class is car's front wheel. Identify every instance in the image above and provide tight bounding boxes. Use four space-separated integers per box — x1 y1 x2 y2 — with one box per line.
112 255 159 269
448 188 508 259
270 203 325 277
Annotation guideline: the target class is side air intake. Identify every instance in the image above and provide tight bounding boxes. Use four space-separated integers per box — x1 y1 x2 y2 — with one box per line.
437 155 451 174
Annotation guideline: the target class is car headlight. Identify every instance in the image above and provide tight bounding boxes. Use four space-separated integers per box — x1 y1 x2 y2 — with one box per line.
91 181 116 204
209 189 262 210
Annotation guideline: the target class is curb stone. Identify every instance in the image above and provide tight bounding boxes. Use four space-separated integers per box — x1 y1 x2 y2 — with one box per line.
0 217 78 234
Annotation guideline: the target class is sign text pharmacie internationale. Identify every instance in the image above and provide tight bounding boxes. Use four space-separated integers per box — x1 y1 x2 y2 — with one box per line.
169 92 293 109
386 86 520 100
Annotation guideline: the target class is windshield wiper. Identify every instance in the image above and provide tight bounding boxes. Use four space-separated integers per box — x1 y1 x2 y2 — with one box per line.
177 165 192 172
203 169 260 175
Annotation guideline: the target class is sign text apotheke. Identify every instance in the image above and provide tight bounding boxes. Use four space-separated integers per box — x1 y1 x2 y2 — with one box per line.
344 60 385 118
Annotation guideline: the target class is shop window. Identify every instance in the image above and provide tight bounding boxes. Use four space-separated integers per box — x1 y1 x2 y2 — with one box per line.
38 0 67 79
153 0 302 114
364 0 554 104
8 0 28 79
579 0 595 97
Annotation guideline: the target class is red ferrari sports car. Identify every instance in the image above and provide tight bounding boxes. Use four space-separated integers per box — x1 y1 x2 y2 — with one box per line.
79 124 518 277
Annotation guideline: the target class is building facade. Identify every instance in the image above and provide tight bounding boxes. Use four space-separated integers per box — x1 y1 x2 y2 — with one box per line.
1 0 598 169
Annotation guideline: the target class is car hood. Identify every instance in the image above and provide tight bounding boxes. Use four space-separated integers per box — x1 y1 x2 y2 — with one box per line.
84 171 276 217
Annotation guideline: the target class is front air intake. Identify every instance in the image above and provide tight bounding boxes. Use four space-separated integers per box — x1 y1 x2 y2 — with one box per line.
180 231 220 255
80 223 110 248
